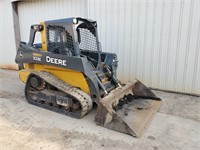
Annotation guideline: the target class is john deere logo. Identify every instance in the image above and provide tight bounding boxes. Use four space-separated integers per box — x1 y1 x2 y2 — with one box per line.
19 51 23 57
46 56 67 66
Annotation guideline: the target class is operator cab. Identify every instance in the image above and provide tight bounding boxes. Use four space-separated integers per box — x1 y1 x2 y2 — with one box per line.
27 17 117 70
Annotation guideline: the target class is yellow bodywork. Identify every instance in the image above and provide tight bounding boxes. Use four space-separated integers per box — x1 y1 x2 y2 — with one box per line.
20 64 90 94
40 22 47 51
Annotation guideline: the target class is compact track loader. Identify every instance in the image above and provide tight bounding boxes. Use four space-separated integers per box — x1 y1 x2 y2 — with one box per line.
15 17 162 137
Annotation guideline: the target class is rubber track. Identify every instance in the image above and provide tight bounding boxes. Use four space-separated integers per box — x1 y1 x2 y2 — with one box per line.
26 71 93 118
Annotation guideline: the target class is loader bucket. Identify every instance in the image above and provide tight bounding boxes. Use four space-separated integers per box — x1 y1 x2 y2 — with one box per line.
95 79 162 137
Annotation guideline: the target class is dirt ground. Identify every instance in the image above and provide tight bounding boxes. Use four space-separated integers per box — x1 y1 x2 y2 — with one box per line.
0 69 199 150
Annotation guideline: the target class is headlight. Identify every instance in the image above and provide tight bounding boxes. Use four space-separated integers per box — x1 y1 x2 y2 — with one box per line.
73 18 78 24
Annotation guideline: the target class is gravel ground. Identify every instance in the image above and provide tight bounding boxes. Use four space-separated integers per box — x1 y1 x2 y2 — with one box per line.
0 69 200 150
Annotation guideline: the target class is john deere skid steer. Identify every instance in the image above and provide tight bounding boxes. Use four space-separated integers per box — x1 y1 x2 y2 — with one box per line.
15 17 161 137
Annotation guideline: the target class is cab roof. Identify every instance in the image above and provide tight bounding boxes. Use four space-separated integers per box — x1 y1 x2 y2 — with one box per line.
45 17 96 24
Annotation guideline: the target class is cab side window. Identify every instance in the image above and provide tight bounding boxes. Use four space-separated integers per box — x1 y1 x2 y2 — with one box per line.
47 25 74 56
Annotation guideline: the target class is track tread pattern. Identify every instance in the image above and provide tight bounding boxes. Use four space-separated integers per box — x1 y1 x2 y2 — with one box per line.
25 71 93 118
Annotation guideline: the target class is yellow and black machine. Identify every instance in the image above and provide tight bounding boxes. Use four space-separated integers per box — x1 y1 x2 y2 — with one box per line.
15 17 162 137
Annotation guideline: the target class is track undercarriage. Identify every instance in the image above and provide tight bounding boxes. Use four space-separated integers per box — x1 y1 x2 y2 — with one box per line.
25 71 93 118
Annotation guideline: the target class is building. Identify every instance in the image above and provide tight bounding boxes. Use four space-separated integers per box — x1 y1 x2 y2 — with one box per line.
0 0 199 95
